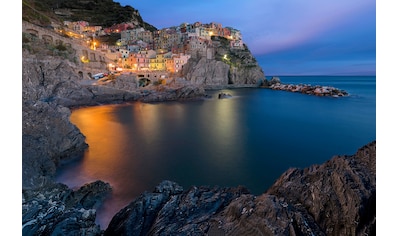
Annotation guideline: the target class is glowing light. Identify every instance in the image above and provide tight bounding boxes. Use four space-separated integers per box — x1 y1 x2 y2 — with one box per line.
81 56 89 63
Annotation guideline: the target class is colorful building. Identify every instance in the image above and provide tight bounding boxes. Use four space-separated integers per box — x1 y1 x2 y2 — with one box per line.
173 53 191 73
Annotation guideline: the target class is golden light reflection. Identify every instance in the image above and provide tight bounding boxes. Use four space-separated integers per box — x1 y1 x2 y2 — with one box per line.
199 94 245 167
131 103 161 145
70 105 132 176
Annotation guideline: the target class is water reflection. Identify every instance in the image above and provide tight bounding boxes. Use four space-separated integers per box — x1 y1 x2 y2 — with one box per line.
57 97 249 228
55 78 375 229
131 103 161 145
59 104 155 227
199 96 246 174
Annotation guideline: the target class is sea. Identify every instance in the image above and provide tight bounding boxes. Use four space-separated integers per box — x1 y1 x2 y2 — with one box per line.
55 75 376 229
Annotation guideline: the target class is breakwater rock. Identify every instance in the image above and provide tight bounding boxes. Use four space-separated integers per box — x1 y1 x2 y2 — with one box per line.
262 76 349 97
104 141 375 235
270 83 349 97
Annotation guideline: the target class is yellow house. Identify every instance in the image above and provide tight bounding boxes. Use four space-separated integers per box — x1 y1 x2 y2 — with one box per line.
150 53 166 71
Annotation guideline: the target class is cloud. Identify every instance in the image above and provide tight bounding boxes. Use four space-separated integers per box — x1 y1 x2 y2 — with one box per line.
117 0 376 75
242 0 375 55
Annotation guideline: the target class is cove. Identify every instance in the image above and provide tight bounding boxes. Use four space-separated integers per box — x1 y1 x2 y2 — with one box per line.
56 76 376 228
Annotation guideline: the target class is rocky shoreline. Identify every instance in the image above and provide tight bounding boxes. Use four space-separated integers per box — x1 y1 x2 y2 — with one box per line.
105 141 376 235
22 40 375 235
261 76 349 97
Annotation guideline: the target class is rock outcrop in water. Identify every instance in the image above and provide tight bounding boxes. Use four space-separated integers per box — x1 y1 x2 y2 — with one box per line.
261 76 349 97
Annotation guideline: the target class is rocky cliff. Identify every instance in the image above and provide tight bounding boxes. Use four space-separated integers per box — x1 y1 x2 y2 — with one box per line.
181 36 265 87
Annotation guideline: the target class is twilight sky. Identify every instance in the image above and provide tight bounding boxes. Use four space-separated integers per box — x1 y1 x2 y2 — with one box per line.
117 0 376 76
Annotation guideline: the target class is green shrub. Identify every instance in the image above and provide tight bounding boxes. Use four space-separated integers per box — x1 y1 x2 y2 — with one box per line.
22 33 31 43
54 43 67 51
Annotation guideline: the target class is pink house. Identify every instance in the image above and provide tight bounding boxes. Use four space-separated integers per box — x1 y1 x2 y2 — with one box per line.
128 50 156 71
173 53 191 73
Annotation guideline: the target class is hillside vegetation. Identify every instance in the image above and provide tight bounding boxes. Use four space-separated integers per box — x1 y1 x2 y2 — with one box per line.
22 0 157 31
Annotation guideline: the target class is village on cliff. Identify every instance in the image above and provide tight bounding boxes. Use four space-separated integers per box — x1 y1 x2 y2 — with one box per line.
23 19 350 97
58 20 244 75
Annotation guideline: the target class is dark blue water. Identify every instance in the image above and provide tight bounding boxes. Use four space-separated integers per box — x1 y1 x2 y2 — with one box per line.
55 76 376 228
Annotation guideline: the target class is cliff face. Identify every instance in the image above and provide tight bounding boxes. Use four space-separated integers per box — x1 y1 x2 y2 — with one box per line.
22 55 89 188
181 36 265 87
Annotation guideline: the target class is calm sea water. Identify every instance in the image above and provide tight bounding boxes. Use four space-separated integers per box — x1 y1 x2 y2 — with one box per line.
55 76 376 228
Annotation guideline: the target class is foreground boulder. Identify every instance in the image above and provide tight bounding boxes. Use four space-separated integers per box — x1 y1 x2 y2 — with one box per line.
22 181 112 236
266 140 376 235
105 141 376 235
104 181 249 235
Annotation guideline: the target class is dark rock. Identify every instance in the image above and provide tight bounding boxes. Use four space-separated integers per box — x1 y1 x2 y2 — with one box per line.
22 181 111 236
105 181 249 235
104 142 375 236
268 82 349 97
270 76 281 84
138 84 208 102
211 194 325 235
65 180 112 209
22 101 88 189
218 92 232 99
266 141 376 235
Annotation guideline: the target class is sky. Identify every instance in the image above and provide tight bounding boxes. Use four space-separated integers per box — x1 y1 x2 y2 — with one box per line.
117 0 376 76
